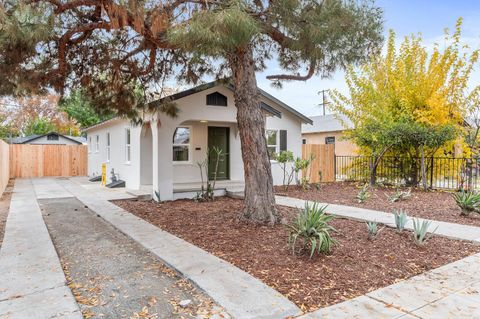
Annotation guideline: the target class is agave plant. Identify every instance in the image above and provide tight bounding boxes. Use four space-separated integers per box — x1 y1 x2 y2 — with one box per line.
356 184 370 203
366 221 382 239
452 191 480 216
393 209 408 232
412 218 438 245
388 188 411 203
287 203 336 258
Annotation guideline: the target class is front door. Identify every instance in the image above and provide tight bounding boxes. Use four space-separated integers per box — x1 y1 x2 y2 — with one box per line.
208 127 229 180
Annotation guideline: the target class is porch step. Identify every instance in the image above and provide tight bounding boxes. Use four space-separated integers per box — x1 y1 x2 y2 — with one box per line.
126 189 152 201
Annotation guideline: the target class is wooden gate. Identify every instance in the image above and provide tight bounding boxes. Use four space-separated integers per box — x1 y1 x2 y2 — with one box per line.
9 144 87 178
0 140 9 196
302 144 335 183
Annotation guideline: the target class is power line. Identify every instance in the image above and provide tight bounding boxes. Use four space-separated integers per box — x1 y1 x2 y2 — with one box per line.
318 89 330 116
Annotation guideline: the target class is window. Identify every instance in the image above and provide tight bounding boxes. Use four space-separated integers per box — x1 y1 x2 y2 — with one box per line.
95 135 100 152
47 134 59 141
302 139 307 145
125 128 131 163
325 136 335 145
106 132 111 162
206 92 228 106
173 127 190 162
266 130 278 157
88 136 92 152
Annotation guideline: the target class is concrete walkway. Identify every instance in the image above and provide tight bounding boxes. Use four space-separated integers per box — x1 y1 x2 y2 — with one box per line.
276 195 480 243
40 197 215 318
54 178 302 319
0 179 81 319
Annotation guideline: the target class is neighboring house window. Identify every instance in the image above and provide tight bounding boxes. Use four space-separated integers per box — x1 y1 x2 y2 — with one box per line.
125 128 131 163
106 132 111 162
95 135 100 152
88 136 92 152
266 130 278 157
325 136 335 144
302 139 307 145
173 127 190 162
47 134 59 141
206 92 228 106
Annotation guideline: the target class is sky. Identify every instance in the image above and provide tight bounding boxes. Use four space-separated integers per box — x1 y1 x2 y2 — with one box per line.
255 0 480 117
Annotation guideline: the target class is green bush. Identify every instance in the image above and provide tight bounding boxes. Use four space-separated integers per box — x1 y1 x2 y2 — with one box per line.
453 191 480 216
287 203 336 257
365 221 380 239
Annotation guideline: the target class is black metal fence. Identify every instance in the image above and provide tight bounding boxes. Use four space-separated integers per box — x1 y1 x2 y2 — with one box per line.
335 155 480 190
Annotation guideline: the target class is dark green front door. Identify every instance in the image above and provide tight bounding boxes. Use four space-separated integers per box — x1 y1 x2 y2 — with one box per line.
208 127 229 180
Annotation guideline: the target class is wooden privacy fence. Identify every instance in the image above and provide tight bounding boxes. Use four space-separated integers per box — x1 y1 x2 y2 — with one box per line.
302 144 335 183
0 140 9 196
9 144 88 178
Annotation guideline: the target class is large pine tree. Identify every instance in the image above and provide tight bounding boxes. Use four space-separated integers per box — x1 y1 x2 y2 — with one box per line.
0 0 383 224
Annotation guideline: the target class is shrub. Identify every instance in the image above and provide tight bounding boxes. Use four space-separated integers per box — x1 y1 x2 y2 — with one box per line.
388 188 411 203
287 203 336 257
356 184 370 203
412 218 437 245
452 191 480 216
393 209 408 231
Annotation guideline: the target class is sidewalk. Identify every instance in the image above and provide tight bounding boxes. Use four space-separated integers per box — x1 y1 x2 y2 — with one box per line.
0 179 81 319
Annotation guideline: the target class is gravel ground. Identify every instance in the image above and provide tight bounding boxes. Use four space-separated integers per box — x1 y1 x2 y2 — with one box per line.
40 197 222 319
113 197 480 312
0 180 14 247
275 182 480 227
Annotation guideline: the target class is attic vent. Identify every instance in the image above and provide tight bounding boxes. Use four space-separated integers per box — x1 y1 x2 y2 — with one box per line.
47 134 59 141
206 92 227 106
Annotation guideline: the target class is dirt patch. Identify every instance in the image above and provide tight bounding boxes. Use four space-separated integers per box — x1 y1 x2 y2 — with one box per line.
275 182 480 227
0 179 14 247
113 197 480 312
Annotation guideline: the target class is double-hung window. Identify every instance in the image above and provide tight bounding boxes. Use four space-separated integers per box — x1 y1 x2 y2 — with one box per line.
173 127 190 162
125 128 131 163
106 132 111 162
266 130 278 157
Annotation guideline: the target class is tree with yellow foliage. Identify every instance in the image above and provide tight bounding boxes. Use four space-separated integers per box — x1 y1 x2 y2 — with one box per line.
332 18 480 187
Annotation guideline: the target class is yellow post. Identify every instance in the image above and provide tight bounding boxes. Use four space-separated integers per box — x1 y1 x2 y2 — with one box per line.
101 163 107 186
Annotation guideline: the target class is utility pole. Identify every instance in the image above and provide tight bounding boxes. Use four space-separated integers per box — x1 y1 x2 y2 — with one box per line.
318 89 330 116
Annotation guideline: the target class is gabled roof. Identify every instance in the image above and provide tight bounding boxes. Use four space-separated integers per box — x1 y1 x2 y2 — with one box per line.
147 80 312 124
85 80 312 132
9 132 86 145
302 114 352 134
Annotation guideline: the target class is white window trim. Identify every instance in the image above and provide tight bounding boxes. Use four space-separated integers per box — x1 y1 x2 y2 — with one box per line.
125 128 131 164
106 132 111 162
173 126 192 164
88 136 92 153
266 129 279 161
95 135 100 153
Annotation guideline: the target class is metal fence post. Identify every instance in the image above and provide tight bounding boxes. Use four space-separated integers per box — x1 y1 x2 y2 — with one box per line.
429 156 434 189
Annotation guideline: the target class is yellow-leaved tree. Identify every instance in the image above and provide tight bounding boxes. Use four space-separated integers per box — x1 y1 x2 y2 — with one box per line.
331 18 480 188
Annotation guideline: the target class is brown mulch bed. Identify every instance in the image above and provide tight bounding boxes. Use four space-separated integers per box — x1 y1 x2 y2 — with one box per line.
112 197 480 311
275 182 480 227
0 179 14 247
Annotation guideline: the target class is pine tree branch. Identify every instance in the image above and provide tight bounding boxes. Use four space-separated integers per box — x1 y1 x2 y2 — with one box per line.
266 60 317 81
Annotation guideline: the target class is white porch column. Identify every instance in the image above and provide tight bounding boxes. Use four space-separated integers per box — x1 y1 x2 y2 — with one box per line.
151 119 174 201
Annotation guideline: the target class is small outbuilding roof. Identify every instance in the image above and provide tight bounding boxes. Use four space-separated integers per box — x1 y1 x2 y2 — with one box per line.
302 114 352 134
9 132 86 145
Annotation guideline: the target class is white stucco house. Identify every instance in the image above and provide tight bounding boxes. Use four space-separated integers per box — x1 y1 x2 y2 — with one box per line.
85 81 312 200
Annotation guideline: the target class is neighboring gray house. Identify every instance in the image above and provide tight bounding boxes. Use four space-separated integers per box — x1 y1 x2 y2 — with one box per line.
9 132 86 145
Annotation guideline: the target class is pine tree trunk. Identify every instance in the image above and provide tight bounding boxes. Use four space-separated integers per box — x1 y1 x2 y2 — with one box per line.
229 48 278 225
